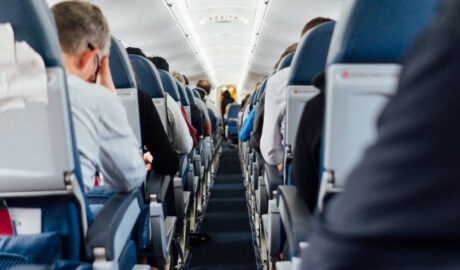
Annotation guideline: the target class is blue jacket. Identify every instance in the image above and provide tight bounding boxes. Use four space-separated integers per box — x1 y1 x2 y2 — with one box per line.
239 108 256 141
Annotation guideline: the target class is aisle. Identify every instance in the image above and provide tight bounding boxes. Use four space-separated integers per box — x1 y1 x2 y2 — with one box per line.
189 143 257 270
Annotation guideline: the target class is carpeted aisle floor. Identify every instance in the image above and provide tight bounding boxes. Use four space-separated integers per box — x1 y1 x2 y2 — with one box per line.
189 143 257 270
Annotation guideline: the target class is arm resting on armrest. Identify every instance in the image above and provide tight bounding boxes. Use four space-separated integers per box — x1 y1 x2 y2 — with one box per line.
86 190 144 261
277 185 312 257
264 163 283 199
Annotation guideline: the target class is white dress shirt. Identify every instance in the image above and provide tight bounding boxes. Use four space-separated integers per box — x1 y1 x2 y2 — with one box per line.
260 68 291 165
166 94 193 155
67 75 146 192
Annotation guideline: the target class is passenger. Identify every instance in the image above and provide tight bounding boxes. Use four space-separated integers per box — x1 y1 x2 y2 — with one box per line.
304 2 460 267
196 86 219 133
149 56 169 72
149 58 205 138
221 90 235 116
137 89 180 175
129 49 193 155
171 71 198 146
290 73 325 212
52 1 146 192
260 17 333 166
193 88 212 137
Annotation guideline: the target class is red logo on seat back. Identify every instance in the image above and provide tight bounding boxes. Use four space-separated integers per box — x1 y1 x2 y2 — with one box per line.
341 70 349 79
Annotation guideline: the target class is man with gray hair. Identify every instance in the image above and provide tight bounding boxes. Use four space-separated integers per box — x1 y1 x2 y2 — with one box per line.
52 1 146 192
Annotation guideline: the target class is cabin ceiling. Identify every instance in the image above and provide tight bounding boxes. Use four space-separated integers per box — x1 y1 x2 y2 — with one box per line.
47 0 342 100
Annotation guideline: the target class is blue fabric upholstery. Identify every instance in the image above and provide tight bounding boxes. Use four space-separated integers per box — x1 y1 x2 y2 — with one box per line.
1 0 92 263
277 53 295 71
227 104 241 137
327 0 441 65
288 22 335 86
177 82 190 106
117 240 137 270
193 89 200 99
0 232 62 266
256 79 268 101
239 108 256 141
159 70 180 101
109 37 137 89
0 0 62 67
185 86 197 106
129 54 165 98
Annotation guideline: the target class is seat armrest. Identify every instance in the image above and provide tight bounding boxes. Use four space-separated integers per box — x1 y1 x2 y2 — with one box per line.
264 163 283 199
86 190 144 261
178 154 188 177
146 173 171 202
277 185 312 257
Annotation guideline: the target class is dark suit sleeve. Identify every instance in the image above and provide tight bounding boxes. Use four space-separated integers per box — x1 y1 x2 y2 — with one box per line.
137 89 179 175
290 93 324 213
250 93 265 153
304 1 460 268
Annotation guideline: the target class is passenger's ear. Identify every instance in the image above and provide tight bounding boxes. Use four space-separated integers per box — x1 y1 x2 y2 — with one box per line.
78 48 99 70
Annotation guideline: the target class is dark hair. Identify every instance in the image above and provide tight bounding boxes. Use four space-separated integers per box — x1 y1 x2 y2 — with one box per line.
197 80 211 95
274 43 298 69
148 56 169 72
183 75 190 86
126 47 147 57
301 17 334 37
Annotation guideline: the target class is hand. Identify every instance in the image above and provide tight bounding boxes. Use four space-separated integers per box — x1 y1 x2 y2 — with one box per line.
144 152 153 172
97 55 116 93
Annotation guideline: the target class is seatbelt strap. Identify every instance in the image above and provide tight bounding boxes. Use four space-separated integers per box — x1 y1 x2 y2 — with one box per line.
0 201 15 235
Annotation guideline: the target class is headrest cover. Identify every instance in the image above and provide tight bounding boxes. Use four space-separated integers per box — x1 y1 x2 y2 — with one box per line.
159 70 180 102
327 0 441 65
109 37 136 88
185 86 196 106
176 82 190 106
277 53 295 71
128 54 165 98
0 0 63 67
288 21 335 86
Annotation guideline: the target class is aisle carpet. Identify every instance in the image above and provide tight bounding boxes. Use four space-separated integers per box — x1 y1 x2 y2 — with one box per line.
189 143 257 270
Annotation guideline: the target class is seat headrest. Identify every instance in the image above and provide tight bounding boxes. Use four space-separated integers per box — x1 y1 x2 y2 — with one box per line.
159 70 180 102
327 0 441 65
109 37 136 89
176 82 190 106
256 78 268 101
185 86 197 106
0 0 63 68
277 53 295 71
288 21 335 86
128 54 165 98
193 89 201 99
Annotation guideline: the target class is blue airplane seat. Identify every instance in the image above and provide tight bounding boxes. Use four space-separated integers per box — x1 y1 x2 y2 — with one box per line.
226 104 241 139
176 82 192 124
158 69 181 103
128 53 170 139
275 21 336 264
0 1 142 268
176 82 190 106
318 0 443 213
327 0 441 66
256 78 268 102
277 52 295 71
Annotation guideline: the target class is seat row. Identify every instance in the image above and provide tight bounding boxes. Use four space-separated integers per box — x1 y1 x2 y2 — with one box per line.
239 1 440 269
0 0 222 269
